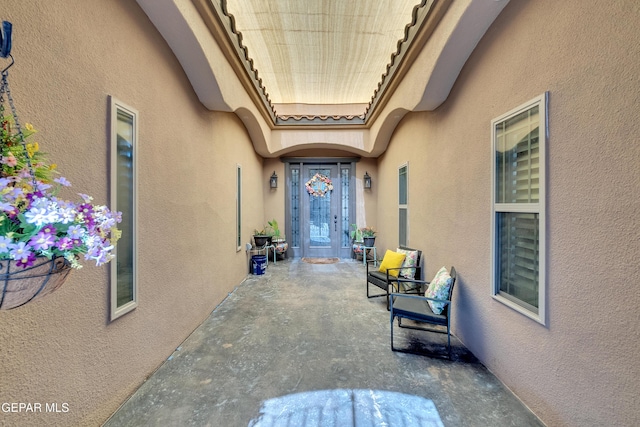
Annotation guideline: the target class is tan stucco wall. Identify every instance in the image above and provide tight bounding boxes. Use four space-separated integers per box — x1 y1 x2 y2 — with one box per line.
0 1 264 425
378 1 640 425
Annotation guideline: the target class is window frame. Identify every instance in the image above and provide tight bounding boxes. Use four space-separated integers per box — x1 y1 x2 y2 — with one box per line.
491 92 548 325
109 96 138 321
398 163 408 247
236 164 242 251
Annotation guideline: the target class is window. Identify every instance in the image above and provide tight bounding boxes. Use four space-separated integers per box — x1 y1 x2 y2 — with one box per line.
290 166 300 247
399 164 408 246
340 167 350 247
109 97 138 320
236 165 242 251
492 93 547 324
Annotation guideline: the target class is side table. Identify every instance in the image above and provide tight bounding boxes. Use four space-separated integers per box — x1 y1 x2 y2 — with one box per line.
363 246 377 266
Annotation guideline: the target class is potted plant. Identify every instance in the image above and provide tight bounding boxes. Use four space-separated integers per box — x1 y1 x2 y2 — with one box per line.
361 226 376 247
267 219 289 259
0 91 121 309
349 224 364 260
349 224 363 243
267 219 285 243
253 224 273 247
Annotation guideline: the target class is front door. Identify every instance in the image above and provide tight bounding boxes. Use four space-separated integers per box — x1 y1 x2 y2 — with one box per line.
286 160 355 259
302 165 339 257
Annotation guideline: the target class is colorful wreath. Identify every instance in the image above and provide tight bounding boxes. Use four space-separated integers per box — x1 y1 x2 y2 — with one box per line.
305 173 334 197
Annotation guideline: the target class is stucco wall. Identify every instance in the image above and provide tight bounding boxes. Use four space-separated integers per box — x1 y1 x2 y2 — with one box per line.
378 1 640 425
0 1 263 425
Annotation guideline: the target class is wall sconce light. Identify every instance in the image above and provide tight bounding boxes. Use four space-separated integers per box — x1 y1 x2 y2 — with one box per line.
270 171 278 188
364 172 372 189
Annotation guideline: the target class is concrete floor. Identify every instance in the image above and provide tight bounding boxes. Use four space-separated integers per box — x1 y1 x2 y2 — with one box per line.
104 258 544 427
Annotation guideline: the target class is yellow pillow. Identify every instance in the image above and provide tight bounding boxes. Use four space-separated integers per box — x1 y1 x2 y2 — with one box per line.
378 250 406 277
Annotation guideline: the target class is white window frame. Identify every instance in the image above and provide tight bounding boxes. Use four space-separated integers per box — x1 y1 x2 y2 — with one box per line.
491 92 548 325
236 164 242 251
109 96 138 321
398 163 409 247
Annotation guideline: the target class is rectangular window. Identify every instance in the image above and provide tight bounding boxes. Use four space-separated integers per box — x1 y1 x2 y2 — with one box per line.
340 167 350 247
492 93 547 324
109 97 138 320
291 167 300 247
236 165 242 251
399 164 408 246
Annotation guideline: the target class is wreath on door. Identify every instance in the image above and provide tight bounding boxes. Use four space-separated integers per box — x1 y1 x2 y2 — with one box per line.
305 173 333 197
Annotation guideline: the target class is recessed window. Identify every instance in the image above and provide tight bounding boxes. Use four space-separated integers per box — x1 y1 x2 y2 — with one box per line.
399 164 408 246
492 93 547 324
109 97 138 320
236 164 242 251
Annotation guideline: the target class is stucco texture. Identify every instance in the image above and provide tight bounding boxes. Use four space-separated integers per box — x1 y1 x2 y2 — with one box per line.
0 1 263 426
377 1 640 426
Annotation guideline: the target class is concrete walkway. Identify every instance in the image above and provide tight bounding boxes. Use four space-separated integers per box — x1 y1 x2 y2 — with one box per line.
104 258 543 426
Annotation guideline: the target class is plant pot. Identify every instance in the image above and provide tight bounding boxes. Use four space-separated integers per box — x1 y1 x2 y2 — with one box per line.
363 237 376 247
254 235 273 247
0 257 72 310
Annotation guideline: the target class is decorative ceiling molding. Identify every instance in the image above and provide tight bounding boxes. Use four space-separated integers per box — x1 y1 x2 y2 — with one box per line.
276 114 366 127
363 0 451 124
194 0 449 128
192 0 277 124
139 0 509 156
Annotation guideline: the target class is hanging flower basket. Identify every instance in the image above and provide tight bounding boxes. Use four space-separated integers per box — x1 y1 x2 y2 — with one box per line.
0 256 71 310
305 173 333 197
0 44 121 309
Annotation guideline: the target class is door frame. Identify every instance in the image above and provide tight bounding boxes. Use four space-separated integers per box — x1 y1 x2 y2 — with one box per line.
283 157 358 259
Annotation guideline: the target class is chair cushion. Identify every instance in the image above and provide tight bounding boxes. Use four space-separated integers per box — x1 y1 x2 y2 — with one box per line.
378 250 405 277
396 248 419 279
392 296 447 325
424 267 453 315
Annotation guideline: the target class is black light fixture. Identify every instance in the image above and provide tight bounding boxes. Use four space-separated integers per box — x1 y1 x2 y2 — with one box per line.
364 171 372 189
270 171 278 188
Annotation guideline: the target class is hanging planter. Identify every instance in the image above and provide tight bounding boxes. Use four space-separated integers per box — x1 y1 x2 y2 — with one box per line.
0 256 71 309
0 28 121 309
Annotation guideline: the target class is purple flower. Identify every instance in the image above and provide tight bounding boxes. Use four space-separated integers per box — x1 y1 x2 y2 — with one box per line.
41 224 57 235
54 177 72 187
67 225 85 239
9 242 34 261
15 252 37 269
0 236 12 254
56 237 74 251
29 230 57 251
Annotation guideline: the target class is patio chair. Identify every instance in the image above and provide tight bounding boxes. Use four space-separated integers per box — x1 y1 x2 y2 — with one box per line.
389 266 457 359
366 246 423 310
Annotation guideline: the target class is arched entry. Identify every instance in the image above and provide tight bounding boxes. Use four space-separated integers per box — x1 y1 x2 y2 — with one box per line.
284 158 356 259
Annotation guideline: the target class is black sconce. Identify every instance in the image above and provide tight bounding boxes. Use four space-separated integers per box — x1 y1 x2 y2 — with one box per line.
270 171 278 188
364 171 372 189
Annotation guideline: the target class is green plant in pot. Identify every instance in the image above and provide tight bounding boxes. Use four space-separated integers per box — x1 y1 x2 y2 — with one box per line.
267 219 285 242
361 226 376 247
349 224 363 243
253 225 273 247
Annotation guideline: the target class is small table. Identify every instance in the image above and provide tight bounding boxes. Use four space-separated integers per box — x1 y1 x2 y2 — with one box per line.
353 243 376 266
363 246 377 266
263 245 276 265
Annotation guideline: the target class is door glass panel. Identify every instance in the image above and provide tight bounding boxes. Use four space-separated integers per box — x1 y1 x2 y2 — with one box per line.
341 168 350 247
309 168 331 247
291 168 300 247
